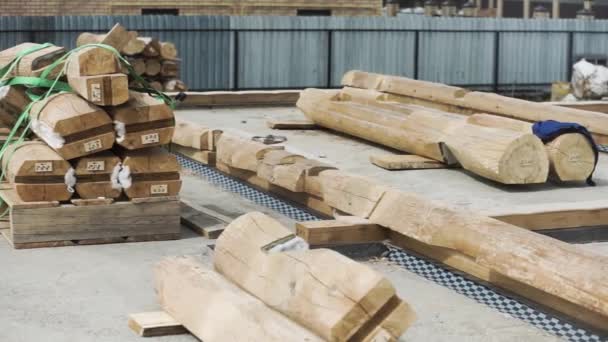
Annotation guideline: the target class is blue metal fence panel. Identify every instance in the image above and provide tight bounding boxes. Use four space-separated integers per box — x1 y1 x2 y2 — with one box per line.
2 16 608 90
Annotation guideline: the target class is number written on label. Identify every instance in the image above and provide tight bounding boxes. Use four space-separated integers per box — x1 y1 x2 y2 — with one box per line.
84 139 103 152
86 161 105 171
150 184 168 194
34 162 53 173
90 83 102 102
141 132 160 145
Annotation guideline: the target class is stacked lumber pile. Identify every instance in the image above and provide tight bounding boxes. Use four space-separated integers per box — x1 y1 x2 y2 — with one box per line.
77 25 187 92
172 121 608 332
0 33 181 203
297 71 600 184
154 212 416 341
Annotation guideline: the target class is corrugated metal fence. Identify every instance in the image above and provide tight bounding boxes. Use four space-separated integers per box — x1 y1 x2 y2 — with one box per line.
2 15 608 91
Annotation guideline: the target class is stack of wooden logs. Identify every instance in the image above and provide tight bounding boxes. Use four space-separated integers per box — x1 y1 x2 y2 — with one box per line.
297 71 601 185
154 211 416 341
0 32 180 203
170 122 608 333
77 24 187 92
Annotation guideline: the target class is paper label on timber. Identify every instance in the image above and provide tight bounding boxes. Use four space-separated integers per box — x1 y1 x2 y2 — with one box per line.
90 83 102 102
34 162 53 173
86 161 105 171
141 132 160 145
150 184 168 194
83 139 103 152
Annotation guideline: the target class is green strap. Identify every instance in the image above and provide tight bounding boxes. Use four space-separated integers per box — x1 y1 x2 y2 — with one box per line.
1 76 72 93
0 43 55 81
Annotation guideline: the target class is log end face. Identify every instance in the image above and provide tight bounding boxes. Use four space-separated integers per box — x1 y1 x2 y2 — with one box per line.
498 134 549 184
547 133 596 182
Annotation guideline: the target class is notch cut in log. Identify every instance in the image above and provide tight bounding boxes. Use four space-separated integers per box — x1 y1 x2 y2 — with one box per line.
370 154 448 170
0 43 65 79
342 70 608 145
106 91 175 150
296 217 388 247
29 92 115 160
467 114 596 182
117 147 181 199
0 86 30 127
67 73 129 106
298 88 549 185
76 23 131 51
66 46 120 77
214 212 415 341
216 133 284 172
172 119 222 151
155 256 324 342
1 141 73 202
257 150 335 193
72 151 122 199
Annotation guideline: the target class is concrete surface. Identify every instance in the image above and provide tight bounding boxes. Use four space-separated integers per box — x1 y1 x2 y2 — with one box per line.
175 106 608 216
0 171 563 342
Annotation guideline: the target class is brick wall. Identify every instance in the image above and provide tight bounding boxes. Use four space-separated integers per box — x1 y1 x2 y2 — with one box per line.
0 0 382 16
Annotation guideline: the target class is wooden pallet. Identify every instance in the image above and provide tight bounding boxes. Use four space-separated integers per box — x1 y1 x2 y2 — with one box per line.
0 186 180 249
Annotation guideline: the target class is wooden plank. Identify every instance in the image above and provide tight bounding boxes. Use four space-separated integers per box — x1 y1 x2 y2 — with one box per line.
547 100 608 114
296 218 387 247
214 212 413 341
8 198 180 245
266 118 317 130
0 187 58 209
168 90 301 107
155 255 324 342
370 154 448 170
71 198 114 206
180 202 225 239
128 311 187 337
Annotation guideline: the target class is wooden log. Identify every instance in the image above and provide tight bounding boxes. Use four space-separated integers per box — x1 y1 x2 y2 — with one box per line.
370 154 447 170
29 93 115 160
66 46 120 77
141 37 162 57
125 57 145 76
67 73 129 106
257 150 335 192
121 36 146 56
162 79 187 92
171 90 300 107
298 89 550 184
106 91 175 150
72 151 122 199
118 147 181 199
149 81 163 91
214 212 414 341
159 42 178 59
468 114 596 182
216 134 284 172
0 43 65 79
159 60 178 78
155 255 324 342
76 23 131 51
128 311 187 337
145 59 161 77
1 141 73 202
0 86 30 127
172 119 222 150
170 144 216 166
343 70 608 145
369 189 608 332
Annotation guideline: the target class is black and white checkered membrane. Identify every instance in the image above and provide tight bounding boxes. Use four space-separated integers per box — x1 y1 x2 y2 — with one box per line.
176 152 605 342
598 144 608 154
